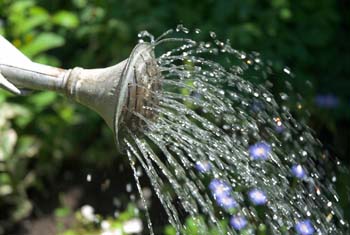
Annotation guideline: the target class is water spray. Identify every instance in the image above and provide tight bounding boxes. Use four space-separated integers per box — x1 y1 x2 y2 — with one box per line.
1 32 348 234
0 35 161 144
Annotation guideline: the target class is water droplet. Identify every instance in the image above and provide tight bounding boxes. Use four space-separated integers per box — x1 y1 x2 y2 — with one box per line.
86 174 92 182
280 93 288 100
137 30 155 42
240 53 246 59
332 176 336 182
283 67 291 75
126 184 132 192
210 32 217 38
176 24 189 33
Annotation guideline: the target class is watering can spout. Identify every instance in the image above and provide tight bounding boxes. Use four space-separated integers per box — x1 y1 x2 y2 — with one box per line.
0 35 161 136
0 35 68 95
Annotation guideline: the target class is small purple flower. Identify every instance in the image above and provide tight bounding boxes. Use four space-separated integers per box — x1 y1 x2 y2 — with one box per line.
295 220 315 235
209 179 232 197
248 189 267 205
275 124 285 133
251 100 265 113
216 195 238 210
291 164 306 179
195 161 211 173
315 94 339 108
249 142 271 160
230 215 247 230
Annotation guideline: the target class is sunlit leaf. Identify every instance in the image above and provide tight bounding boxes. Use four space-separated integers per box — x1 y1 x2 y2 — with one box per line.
21 33 65 58
27 91 57 111
52 11 79 29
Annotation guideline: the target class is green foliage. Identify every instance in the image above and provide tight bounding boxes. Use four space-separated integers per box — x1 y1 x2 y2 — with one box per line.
21 32 65 57
0 0 349 234
0 1 116 232
52 11 79 29
164 217 228 235
56 203 140 235
0 102 36 224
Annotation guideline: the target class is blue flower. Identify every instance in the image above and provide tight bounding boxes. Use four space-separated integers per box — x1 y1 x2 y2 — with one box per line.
251 100 264 112
315 94 339 108
295 220 315 235
230 215 247 230
273 117 285 133
209 179 232 197
216 194 238 210
195 161 211 173
249 142 271 160
291 164 306 179
275 124 285 133
248 189 267 205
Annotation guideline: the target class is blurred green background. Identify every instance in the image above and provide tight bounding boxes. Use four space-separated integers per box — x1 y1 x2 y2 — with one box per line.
0 0 349 234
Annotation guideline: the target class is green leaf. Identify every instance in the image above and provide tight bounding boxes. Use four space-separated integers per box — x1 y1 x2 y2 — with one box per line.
52 11 79 29
0 129 17 160
9 0 35 15
21 33 65 58
280 8 292 20
0 91 7 104
59 106 75 123
16 136 39 158
164 225 177 235
257 223 267 235
27 91 57 111
0 27 5 36
13 199 32 221
62 230 78 235
55 207 71 217
0 173 12 184
33 54 61 67
14 7 50 35
185 217 199 235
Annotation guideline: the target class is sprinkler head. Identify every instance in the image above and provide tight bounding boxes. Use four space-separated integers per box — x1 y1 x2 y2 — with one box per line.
65 43 161 141
114 43 161 140
0 36 161 146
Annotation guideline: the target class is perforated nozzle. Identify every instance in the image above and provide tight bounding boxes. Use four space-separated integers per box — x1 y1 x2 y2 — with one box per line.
115 43 161 138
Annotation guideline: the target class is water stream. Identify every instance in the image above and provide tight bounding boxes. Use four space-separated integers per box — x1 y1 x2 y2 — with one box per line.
117 26 348 234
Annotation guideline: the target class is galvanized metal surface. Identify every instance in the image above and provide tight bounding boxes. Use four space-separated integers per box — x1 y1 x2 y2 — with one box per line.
0 35 160 141
0 35 69 95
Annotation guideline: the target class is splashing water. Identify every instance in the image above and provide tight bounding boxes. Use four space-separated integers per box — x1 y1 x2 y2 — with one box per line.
117 27 349 234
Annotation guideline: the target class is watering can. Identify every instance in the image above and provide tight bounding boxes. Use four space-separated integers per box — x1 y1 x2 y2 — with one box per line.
0 35 161 142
